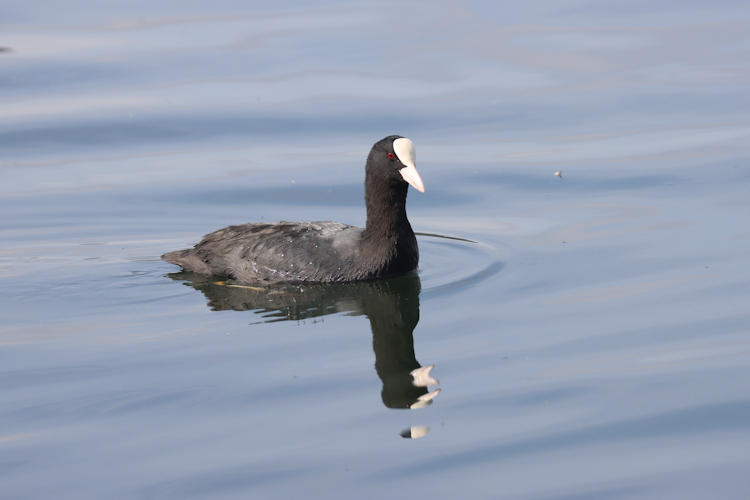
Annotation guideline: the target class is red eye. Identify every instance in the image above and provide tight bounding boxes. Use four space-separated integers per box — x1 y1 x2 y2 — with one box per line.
387 153 395 160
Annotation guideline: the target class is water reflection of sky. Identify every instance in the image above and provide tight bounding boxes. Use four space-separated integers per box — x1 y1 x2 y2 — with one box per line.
2 1 750 499
3 2 749 165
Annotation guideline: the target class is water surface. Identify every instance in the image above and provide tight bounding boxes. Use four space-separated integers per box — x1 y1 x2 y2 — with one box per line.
2 1 750 499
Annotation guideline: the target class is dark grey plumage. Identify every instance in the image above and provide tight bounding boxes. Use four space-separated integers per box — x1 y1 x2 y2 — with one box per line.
162 135 423 284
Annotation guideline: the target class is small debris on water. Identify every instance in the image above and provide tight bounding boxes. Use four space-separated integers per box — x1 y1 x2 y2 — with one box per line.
554 170 563 178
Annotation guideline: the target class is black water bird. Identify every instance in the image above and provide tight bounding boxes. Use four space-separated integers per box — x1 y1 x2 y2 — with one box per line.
162 136 425 284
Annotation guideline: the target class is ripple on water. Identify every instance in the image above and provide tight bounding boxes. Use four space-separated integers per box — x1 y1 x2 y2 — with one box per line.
416 233 504 299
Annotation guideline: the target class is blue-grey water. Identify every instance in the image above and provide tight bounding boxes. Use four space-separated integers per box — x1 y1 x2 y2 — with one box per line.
2 1 750 499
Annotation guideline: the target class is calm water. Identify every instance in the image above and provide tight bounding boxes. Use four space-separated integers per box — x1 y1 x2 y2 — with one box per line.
2 1 750 499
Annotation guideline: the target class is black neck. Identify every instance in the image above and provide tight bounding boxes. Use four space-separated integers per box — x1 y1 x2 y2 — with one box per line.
364 178 410 239
360 175 418 277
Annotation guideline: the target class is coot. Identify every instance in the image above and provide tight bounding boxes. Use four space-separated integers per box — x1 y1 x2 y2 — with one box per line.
162 135 425 284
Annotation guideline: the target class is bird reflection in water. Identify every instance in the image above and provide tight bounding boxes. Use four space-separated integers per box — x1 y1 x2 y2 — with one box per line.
168 271 439 437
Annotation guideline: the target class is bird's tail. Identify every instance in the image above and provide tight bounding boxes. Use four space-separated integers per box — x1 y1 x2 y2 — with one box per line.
161 248 191 265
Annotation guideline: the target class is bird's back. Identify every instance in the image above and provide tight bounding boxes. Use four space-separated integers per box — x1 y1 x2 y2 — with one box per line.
162 221 368 284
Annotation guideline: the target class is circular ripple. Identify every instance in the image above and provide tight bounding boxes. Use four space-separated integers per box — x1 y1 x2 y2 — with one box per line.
416 232 504 299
